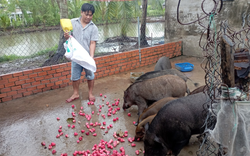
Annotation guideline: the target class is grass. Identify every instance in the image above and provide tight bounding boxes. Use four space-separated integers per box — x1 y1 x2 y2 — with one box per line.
0 44 58 63
0 54 25 63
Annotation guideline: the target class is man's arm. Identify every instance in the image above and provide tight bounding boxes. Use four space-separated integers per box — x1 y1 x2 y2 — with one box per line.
89 40 96 58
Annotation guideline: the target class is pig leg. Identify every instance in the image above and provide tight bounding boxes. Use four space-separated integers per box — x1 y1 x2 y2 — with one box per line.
186 88 190 95
134 96 148 126
168 126 192 155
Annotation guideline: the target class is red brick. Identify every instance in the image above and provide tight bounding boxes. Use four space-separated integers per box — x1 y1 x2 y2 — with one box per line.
52 85 60 89
23 91 33 97
59 76 67 80
26 78 35 83
15 80 26 86
32 81 40 86
8 77 19 83
1 87 11 93
2 97 12 102
11 85 22 91
43 87 51 92
41 80 50 84
29 73 38 78
22 69 33 75
66 62 71 66
42 66 51 71
48 70 56 74
60 84 68 88
51 64 60 69
5 82 15 88
44 75 53 79
27 86 37 92
19 75 29 80
50 78 59 82
46 83 55 87
35 77 45 81
63 79 70 83
7 91 17 96
62 71 70 76
0 84 4 89
0 93 7 98
33 89 42 94
1 74 13 80
64 67 71 71
18 89 27 94
22 83 31 88
55 80 63 85
33 68 43 73
13 72 23 77
59 63 67 68
37 84 46 89
12 94 23 99
53 73 62 77
0 79 8 84
56 68 64 73
38 72 47 77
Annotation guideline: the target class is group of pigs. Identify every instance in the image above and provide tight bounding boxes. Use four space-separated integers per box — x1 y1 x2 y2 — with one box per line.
122 57 210 156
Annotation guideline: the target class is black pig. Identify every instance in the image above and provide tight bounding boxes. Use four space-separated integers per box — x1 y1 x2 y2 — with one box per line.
135 69 199 88
123 75 187 118
154 56 172 71
144 92 210 156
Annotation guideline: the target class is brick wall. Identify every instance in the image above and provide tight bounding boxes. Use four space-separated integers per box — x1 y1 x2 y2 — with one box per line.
0 41 182 103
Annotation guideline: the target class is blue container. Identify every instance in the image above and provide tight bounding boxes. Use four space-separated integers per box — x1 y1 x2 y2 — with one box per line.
175 62 194 72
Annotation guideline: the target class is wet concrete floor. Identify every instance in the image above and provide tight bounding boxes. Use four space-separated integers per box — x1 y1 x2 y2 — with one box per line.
0 56 206 156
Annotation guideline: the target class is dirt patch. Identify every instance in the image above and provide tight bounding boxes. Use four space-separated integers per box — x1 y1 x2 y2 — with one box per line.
0 51 124 75
0 55 50 75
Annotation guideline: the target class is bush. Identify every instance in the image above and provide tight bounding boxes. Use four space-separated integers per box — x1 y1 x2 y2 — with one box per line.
0 14 11 31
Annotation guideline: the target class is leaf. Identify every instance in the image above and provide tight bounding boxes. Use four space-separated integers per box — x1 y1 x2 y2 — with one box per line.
116 129 124 137
66 118 74 123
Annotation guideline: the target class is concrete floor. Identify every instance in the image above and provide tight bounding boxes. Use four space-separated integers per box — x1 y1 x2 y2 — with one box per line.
0 56 206 156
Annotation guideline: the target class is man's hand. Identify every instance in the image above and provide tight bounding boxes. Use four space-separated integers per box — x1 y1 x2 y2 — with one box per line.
64 31 70 40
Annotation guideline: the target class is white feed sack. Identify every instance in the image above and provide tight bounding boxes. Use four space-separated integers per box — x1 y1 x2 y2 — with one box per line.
209 100 250 156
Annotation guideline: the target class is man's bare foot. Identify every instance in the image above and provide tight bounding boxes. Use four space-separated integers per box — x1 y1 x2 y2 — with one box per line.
66 95 79 103
89 94 95 102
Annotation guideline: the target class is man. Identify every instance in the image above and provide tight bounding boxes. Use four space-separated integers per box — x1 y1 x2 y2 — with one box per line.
64 3 99 103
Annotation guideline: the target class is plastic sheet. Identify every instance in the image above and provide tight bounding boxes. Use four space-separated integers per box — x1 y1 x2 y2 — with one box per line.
209 100 250 156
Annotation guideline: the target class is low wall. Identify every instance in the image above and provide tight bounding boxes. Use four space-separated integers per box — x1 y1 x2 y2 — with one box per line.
0 41 182 103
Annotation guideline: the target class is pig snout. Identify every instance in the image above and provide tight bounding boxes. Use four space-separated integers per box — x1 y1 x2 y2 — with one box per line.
122 102 131 110
134 134 143 142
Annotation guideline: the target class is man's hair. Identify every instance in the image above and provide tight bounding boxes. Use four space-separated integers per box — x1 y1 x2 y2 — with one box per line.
81 3 95 14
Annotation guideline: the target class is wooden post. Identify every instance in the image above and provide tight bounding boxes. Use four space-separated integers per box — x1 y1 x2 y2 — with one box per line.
221 35 235 87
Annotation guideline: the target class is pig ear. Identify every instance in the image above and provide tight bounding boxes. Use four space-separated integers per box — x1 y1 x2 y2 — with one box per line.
144 122 150 131
142 127 145 133
154 136 169 153
154 135 161 143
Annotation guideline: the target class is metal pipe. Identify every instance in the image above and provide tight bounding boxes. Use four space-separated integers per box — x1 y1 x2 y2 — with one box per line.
138 17 141 62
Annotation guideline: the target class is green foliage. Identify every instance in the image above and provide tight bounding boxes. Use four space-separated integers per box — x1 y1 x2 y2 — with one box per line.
147 9 165 16
0 13 11 30
31 44 58 58
68 0 82 19
0 44 58 63
11 17 23 28
0 54 24 63
119 1 133 37
0 0 164 36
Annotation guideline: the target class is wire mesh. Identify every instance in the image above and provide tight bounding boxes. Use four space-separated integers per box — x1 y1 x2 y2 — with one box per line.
176 0 250 155
0 15 165 58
